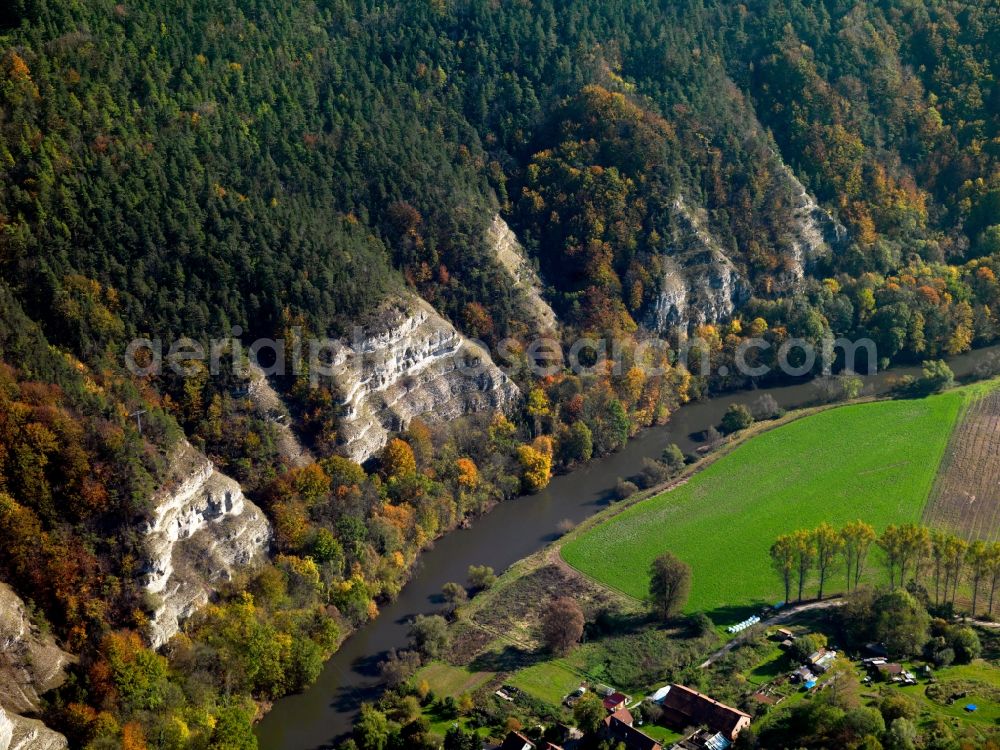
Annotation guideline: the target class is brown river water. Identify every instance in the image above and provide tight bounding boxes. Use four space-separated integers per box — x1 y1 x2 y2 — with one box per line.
255 346 1000 749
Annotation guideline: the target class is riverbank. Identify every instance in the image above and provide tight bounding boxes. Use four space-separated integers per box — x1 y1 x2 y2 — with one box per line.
255 349 1000 749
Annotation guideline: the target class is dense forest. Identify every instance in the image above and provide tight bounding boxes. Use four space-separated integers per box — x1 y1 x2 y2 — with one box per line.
0 0 997 747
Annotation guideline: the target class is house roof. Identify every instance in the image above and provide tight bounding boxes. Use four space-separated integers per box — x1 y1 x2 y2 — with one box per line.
604 708 634 728
498 731 535 750
876 662 903 674
604 713 662 750
656 684 751 739
603 691 628 709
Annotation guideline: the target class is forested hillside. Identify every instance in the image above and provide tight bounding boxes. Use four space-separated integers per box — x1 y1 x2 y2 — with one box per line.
0 0 997 747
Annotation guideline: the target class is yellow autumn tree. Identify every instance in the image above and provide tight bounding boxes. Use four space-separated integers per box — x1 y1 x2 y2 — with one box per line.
380 437 416 479
517 444 552 493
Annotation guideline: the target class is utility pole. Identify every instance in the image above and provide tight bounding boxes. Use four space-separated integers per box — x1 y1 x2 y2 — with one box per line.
129 408 147 436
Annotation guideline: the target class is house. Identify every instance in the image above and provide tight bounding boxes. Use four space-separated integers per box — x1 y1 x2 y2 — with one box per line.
603 709 662 750
807 649 837 673
790 666 814 683
865 659 903 681
603 691 629 712
498 731 535 750
654 684 752 741
672 729 734 750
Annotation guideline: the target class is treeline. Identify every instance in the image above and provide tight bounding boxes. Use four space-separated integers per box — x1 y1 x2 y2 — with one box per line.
770 521 1000 617
0 0 997 747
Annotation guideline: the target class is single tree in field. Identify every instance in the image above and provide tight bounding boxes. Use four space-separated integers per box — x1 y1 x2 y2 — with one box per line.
813 523 843 599
770 535 796 603
792 529 816 601
649 551 692 619
967 540 989 617
541 596 584 654
841 520 876 591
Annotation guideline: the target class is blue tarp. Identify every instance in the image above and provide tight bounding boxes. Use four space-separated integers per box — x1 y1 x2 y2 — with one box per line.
804 680 817 689
965 704 978 712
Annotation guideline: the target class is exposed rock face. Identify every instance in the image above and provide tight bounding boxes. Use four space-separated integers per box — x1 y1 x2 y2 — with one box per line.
142 441 272 648
646 197 751 335
486 215 559 335
0 706 66 750
0 584 73 716
774 160 848 285
247 363 313 468
330 294 520 463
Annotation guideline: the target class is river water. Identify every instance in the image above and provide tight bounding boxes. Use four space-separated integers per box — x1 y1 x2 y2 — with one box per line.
256 347 1000 749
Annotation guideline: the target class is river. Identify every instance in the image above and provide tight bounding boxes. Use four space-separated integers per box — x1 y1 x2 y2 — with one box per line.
255 347 1000 749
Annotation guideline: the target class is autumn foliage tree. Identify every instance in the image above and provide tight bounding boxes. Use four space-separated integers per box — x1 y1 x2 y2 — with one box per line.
541 596 585 654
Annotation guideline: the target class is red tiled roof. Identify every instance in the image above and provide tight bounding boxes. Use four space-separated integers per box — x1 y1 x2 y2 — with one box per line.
604 707 634 727
657 684 751 740
603 691 628 709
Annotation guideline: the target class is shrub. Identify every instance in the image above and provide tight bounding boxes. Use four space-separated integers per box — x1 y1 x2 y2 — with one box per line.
614 478 638 499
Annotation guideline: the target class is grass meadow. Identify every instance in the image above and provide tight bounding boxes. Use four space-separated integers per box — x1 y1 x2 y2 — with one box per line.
561 391 967 621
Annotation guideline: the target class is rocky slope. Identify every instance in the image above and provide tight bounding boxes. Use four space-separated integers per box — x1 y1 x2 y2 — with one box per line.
0 584 73 716
142 441 272 648
0 706 66 750
645 196 751 335
330 293 520 463
247 362 314 468
0 585 71 750
774 159 848 286
486 215 559 336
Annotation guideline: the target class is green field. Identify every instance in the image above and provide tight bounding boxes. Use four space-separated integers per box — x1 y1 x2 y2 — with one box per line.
562 393 966 619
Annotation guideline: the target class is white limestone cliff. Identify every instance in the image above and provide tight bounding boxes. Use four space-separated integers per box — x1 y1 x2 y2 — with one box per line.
774 160 848 286
142 441 271 648
646 197 751 335
329 293 520 463
0 706 66 750
486 215 559 335
0 585 71 750
0 584 73 717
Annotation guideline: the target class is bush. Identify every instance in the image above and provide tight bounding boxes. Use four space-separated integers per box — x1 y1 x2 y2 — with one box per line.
949 627 981 663
614 478 638 500
751 394 783 420
661 443 686 473
467 565 496 592
638 457 670 488
721 403 754 434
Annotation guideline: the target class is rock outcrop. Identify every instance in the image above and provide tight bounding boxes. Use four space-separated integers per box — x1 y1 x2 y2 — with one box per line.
330 293 520 463
486 215 559 335
142 441 272 648
0 585 71 750
774 160 847 285
646 197 751 335
247 362 313 468
0 706 66 750
0 584 73 716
